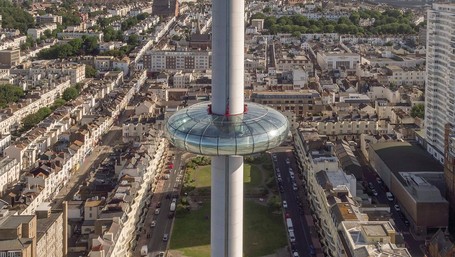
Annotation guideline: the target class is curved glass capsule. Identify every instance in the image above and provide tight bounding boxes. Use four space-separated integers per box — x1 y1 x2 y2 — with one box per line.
165 102 289 156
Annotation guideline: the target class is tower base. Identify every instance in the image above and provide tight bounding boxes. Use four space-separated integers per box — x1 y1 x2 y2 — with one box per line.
211 156 243 257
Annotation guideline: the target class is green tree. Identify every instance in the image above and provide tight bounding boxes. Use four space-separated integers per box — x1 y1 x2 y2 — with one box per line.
127 34 139 46
51 98 66 110
85 64 97 78
22 107 52 131
0 0 35 33
410 104 425 119
62 87 79 101
0 84 24 108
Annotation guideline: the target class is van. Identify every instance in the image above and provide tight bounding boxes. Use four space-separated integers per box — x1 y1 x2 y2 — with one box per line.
289 230 296 243
286 218 294 232
386 192 394 201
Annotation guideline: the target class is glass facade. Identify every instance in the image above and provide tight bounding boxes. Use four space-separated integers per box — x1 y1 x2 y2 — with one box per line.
165 102 289 155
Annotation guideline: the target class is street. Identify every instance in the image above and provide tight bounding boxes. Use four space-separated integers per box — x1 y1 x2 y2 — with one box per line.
271 147 322 257
134 150 187 257
360 158 425 257
52 124 123 210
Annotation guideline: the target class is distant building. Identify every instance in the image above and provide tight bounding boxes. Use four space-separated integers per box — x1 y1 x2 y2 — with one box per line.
142 51 211 72
250 90 323 117
35 14 62 25
152 0 179 17
0 49 20 68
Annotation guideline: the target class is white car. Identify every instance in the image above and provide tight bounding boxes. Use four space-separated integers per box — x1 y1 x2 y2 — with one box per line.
286 158 290 164
283 200 288 208
155 208 160 215
290 172 295 180
293 252 300 257
150 220 156 227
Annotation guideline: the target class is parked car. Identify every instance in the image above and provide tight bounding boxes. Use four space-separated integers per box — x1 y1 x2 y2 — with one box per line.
371 189 378 196
394 204 401 212
283 201 288 208
162 234 168 242
155 208 160 215
150 220 156 227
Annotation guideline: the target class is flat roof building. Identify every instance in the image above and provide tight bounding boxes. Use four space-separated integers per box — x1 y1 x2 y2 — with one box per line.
368 142 448 236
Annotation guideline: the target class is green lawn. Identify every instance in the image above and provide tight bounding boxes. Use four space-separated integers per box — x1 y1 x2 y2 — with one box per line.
170 200 287 257
192 164 260 188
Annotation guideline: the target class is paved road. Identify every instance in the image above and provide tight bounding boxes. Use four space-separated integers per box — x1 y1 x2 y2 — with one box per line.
357 151 424 257
52 125 123 210
271 148 320 257
134 150 187 257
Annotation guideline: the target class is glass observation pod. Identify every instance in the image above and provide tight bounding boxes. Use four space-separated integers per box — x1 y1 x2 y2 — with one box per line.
165 102 289 156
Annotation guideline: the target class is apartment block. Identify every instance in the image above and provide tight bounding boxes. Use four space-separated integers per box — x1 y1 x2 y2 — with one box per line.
10 61 85 84
250 90 323 117
425 3 455 162
0 157 20 197
0 215 37 257
35 15 62 25
317 52 360 71
27 24 57 40
143 51 211 72
57 31 103 42
0 49 20 67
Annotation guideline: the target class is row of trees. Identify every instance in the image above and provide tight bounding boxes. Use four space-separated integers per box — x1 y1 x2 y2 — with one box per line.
0 84 25 109
37 36 99 59
121 13 149 31
20 86 81 132
252 8 419 36
0 0 35 33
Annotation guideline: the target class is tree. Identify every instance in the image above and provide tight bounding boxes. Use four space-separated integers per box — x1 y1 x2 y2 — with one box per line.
22 107 52 131
51 98 66 110
127 34 139 46
411 104 425 119
85 64 97 78
62 87 79 101
0 84 24 108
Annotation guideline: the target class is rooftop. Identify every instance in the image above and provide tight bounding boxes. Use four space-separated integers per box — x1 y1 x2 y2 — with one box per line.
371 142 442 173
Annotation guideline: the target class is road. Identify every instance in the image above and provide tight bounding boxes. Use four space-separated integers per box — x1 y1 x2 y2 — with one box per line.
357 151 424 257
52 122 124 210
271 147 321 257
134 150 187 257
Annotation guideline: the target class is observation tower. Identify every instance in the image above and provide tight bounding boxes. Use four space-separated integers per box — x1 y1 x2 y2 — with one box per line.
164 0 289 255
